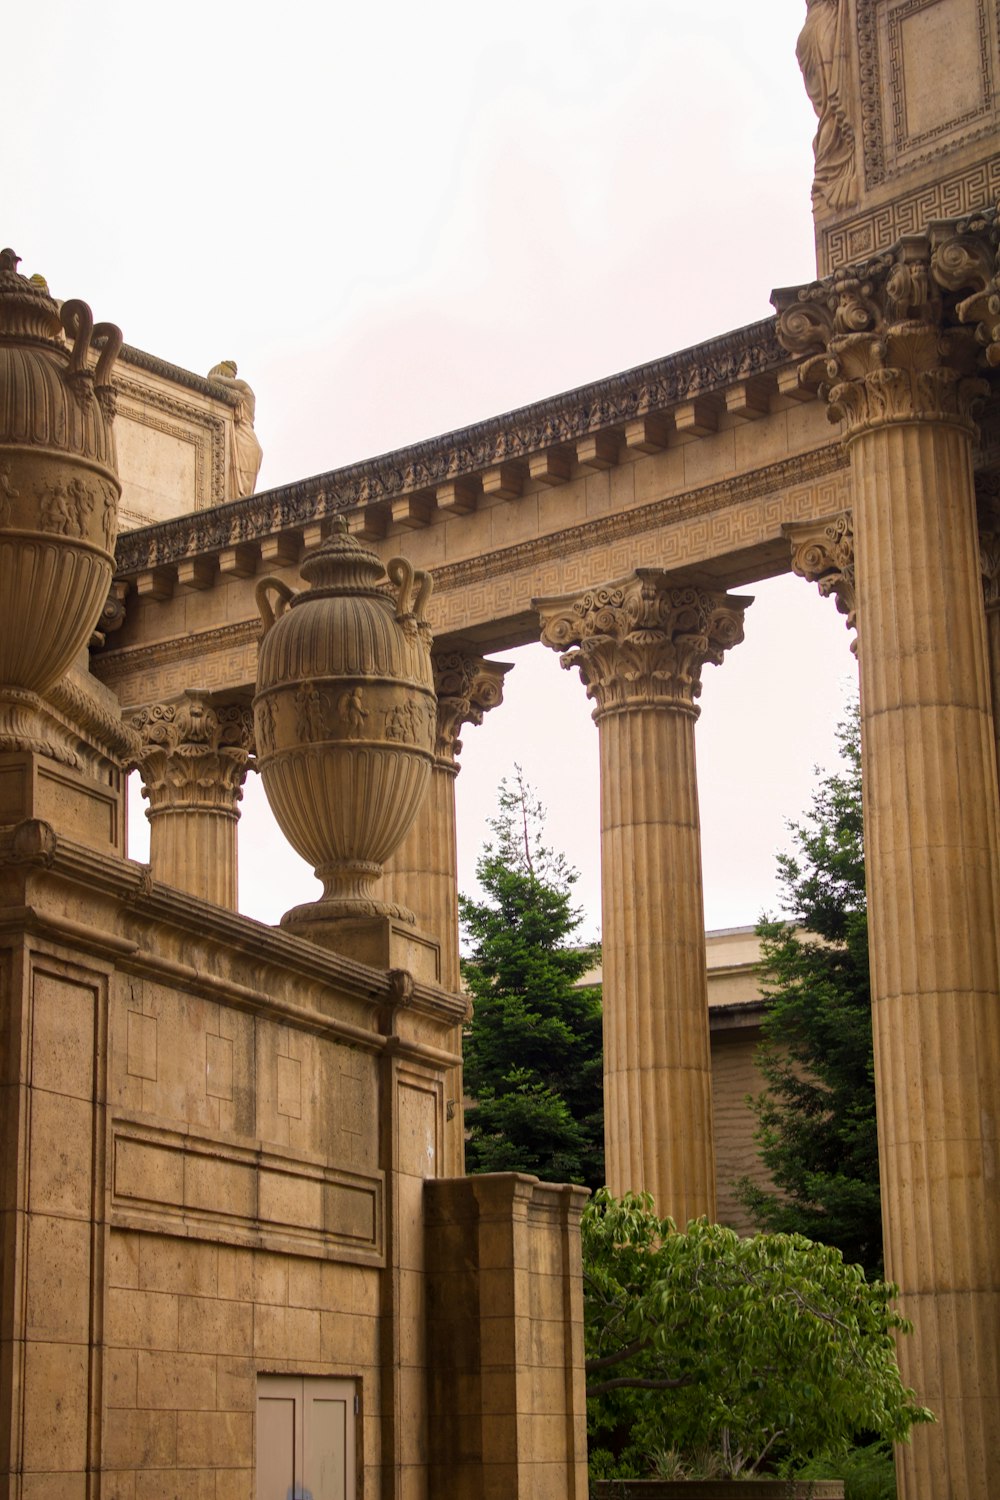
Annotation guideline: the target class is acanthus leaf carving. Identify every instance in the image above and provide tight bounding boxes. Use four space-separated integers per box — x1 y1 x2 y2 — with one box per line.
775 221 1000 437
130 689 255 814
536 572 750 718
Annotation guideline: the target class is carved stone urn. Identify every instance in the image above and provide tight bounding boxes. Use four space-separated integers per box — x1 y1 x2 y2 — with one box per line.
254 521 436 930
0 249 122 702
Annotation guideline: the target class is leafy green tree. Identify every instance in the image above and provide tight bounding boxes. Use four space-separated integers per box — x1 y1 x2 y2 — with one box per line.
737 703 883 1276
583 1190 931 1483
459 768 604 1188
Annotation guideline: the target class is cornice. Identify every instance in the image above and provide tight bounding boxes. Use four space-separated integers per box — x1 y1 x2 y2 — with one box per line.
114 317 789 575
118 344 241 406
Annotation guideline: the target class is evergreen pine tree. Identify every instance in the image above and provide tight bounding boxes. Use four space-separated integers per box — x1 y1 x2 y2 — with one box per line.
460 768 604 1188
737 704 883 1276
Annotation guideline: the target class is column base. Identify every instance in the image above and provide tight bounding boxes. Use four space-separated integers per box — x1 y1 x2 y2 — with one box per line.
280 907 442 983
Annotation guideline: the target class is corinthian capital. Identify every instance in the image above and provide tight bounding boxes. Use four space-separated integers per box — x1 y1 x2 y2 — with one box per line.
535 572 750 718
432 651 512 765
773 218 1000 437
784 513 857 653
130 690 255 815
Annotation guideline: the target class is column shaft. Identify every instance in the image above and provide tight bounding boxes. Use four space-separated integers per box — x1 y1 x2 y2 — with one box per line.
147 804 240 909
852 419 1000 1499
380 651 511 1178
598 702 715 1221
537 573 748 1223
775 226 1000 1500
130 692 254 914
382 762 465 1176
383 762 461 990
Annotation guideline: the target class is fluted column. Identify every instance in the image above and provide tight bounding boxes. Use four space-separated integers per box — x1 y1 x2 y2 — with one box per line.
130 690 254 910
978 505 1000 775
776 220 1000 1500
382 650 511 1175
537 576 749 1223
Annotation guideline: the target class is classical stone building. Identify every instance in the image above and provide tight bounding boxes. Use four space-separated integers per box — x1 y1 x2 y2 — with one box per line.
3 3 1000 1497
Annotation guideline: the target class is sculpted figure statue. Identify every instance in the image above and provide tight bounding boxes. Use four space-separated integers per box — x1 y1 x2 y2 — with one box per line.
796 0 858 213
208 359 264 499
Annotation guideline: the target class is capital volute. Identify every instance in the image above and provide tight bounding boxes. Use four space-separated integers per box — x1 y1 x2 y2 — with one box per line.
773 220 1000 437
536 572 750 718
431 651 512 766
784 512 858 655
129 690 255 814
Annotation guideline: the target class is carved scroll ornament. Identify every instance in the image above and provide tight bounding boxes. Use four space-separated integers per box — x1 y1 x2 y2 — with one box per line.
432 651 512 765
784 512 858 654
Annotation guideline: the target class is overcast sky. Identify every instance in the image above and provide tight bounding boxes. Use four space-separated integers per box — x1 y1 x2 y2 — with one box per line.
9 1 856 939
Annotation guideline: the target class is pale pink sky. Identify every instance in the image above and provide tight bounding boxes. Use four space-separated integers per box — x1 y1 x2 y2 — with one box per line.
9 1 855 936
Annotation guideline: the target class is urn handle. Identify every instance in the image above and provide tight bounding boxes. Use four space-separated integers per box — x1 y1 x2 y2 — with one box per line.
256 576 297 634
60 299 94 377
387 557 433 624
92 322 124 389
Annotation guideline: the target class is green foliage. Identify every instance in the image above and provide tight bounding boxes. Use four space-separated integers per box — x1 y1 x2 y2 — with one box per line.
796 1440 898 1500
582 1190 931 1482
738 703 884 1277
459 769 604 1188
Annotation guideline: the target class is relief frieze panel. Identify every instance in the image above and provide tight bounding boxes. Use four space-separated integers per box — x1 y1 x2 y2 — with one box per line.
858 0 999 188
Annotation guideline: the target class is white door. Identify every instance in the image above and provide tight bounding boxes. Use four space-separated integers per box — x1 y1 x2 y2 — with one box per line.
257 1375 356 1500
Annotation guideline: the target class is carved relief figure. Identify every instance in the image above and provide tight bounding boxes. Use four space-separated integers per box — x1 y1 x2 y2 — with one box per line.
68 477 95 536
797 0 858 213
37 478 74 534
101 484 118 550
295 681 325 741
385 704 411 743
256 695 277 755
338 686 368 736
0 465 17 525
208 360 264 500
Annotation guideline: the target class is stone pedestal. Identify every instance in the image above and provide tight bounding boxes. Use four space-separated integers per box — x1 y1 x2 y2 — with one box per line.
381 651 511 1174
776 227 1000 1500
130 690 253 910
537 575 748 1223
425 1173 589 1500
281 909 443 986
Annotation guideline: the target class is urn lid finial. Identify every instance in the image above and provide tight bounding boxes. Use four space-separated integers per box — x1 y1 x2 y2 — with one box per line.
0 248 62 342
298 515 385 594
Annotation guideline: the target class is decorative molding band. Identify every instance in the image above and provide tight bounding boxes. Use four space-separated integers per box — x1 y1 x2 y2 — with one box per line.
114 318 790 574
94 617 261 685
823 161 1000 270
